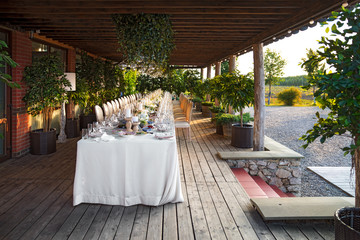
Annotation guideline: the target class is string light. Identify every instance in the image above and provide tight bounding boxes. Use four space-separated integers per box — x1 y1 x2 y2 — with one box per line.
342 2 349 7
309 19 315 25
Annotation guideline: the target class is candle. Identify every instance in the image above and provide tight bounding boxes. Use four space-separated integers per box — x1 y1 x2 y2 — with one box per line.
138 103 143 110
132 116 138 122
125 108 131 118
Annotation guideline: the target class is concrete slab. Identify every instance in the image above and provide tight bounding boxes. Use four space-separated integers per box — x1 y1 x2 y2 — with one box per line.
218 136 304 160
251 197 355 221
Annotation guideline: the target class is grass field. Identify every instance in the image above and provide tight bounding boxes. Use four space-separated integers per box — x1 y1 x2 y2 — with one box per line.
265 86 316 107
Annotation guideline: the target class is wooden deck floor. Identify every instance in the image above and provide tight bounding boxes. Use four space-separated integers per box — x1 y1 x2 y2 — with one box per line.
0 112 334 240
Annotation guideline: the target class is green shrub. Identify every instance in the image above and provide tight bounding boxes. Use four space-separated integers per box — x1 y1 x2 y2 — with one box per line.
209 106 225 113
201 101 214 106
215 113 253 126
277 87 302 106
192 96 203 103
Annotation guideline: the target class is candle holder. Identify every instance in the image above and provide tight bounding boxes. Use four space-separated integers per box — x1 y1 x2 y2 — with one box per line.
125 117 133 132
132 122 140 132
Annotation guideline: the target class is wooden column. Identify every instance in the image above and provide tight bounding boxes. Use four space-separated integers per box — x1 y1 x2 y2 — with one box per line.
206 65 211 101
229 55 236 73
200 68 204 81
215 61 221 76
253 43 265 151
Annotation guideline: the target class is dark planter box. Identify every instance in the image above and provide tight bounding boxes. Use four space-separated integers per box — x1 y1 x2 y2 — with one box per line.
66 118 80 138
231 123 253 148
335 207 360 240
195 102 202 111
80 114 96 129
216 124 223 135
30 128 56 155
202 105 211 117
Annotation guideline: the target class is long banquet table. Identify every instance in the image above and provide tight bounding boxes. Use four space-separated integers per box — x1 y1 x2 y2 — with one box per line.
73 130 184 206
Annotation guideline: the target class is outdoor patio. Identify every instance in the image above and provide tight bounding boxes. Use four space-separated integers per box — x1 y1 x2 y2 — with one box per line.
0 112 334 240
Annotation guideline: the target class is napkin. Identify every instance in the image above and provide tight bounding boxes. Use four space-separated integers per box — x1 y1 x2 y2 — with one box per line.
100 132 115 141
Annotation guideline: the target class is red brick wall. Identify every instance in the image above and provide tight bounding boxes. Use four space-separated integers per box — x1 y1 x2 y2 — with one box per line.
11 31 32 157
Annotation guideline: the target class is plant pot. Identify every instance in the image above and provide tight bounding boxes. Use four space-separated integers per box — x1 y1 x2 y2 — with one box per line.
30 128 56 155
210 112 218 122
216 124 223 135
231 123 253 148
80 114 96 129
65 118 80 138
195 102 202 111
335 207 360 240
222 123 232 137
202 105 211 117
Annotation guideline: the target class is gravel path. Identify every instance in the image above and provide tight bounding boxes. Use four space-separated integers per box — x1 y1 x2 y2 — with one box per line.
247 106 352 197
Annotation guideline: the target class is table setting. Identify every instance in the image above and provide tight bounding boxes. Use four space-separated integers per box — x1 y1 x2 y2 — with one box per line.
73 90 183 206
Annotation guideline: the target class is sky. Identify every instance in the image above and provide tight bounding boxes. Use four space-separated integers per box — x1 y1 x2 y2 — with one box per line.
235 23 328 77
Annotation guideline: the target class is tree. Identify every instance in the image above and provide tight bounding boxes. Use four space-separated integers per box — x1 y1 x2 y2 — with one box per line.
300 48 325 104
300 5 360 206
264 49 286 105
0 40 20 88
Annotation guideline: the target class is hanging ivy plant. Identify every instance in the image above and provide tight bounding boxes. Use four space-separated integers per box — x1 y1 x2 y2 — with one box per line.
112 13 175 70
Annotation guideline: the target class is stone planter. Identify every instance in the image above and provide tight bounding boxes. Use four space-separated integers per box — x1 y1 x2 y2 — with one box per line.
30 128 56 155
65 118 80 138
202 105 211 117
231 123 253 148
335 207 360 240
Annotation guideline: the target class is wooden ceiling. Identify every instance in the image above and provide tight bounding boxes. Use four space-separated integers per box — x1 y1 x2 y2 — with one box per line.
0 0 357 67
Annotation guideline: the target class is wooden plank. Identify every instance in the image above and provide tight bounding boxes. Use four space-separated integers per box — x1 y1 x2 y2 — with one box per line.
163 203 178 239
217 181 258 239
178 129 196 183
207 182 243 239
98 206 125 240
114 205 137 240
267 224 292 240
282 224 308 240
130 205 150 240
146 206 163 240
84 205 112 240
35 200 87 240
196 182 227 240
0 179 63 238
18 185 73 240
4 179 72 240
66 204 101 240
176 181 195 240
313 223 335 240
186 182 211 239
229 182 275 240
298 225 325 240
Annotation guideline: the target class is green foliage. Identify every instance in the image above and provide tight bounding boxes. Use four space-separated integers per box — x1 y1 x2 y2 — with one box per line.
112 13 175 70
264 49 287 105
277 87 302 106
278 75 308 86
201 101 214 106
123 68 138 95
0 40 20 89
215 113 252 126
192 96 203 103
300 5 360 159
22 54 70 132
209 106 225 113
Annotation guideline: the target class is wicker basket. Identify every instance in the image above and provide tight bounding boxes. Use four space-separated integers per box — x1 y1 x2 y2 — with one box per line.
335 207 360 240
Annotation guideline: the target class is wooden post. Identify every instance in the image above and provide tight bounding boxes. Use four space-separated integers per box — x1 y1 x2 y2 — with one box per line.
229 55 236 73
206 65 211 101
228 55 236 113
200 68 204 81
253 43 265 151
214 62 221 106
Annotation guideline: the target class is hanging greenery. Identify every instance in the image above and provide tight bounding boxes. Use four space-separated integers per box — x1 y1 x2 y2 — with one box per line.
111 13 175 70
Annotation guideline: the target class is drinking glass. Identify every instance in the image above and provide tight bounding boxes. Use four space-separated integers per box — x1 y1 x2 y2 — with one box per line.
87 123 93 135
82 129 88 139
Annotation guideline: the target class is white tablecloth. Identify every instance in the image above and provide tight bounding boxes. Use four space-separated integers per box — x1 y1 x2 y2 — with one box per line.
73 133 184 206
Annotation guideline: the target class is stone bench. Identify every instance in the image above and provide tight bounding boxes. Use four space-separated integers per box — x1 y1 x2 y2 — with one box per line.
218 136 304 196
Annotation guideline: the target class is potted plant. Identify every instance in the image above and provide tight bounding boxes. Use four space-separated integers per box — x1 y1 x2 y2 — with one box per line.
214 113 252 137
192 97 203 111
220 71 254 148
299 5 360 237
65 92 80 138
201 101 214 117
22 54 71 155
209 106 225 122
